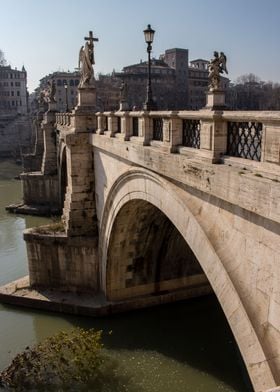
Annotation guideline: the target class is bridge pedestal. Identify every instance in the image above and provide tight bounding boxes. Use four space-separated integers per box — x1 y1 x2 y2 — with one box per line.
41 110 58 175
15 103 60 216
75 86 96 113
205 89 226 110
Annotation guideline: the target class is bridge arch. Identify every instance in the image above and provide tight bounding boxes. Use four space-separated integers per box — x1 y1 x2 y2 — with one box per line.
99 168 276 391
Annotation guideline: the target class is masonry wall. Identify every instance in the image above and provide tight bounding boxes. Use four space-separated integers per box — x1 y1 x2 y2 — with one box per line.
21 172 59 209
93 143 280 386
24 231 99 292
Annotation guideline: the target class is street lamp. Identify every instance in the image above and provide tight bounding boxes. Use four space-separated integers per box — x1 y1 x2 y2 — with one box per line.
143 24 156 110
64 82 69 112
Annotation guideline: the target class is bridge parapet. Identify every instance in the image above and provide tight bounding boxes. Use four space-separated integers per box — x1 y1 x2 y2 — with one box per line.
56 112 74 128
95 109 280 166
56 111 96 135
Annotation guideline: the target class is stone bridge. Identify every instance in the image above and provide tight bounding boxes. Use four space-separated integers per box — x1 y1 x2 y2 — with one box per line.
4 88 280 391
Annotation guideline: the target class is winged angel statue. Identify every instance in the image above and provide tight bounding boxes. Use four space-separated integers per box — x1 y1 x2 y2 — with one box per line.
208 51 228 91
78 41 94 87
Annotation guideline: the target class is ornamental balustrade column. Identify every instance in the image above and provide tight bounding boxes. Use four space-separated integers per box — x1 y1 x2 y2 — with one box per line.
108 112 119 137
140 111 152 145
163 112 180 153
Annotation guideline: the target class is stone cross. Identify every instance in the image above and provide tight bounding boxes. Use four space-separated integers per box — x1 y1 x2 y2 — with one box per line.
84 31 99 64
84 31 99 44
85 31 99 47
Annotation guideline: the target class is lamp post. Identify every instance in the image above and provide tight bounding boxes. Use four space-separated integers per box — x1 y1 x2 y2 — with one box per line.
64 82 68 112
143 24 156 110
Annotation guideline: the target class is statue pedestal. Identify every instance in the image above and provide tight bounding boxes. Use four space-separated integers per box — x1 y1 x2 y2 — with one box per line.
205 90 226 110
119 101 129 111
48 102 57 112
76 86 96 112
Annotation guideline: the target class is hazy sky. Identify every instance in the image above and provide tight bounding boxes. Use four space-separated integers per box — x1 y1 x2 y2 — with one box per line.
1 0 280 92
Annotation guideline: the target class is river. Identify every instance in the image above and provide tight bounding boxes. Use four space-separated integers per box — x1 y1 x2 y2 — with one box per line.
0 160 252 391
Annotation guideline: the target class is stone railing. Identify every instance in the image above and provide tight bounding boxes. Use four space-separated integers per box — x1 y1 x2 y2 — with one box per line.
56 111 96 134
95 110 280 165
56 112 74 127
221 111 280 165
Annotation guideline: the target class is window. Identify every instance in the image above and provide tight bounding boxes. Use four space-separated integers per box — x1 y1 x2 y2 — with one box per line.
17 91 20 96
57 79 62 86
70 79 74 86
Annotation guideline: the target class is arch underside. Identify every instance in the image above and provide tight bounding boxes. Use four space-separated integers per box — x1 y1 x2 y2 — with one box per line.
107 199 210 300
99 168 277 391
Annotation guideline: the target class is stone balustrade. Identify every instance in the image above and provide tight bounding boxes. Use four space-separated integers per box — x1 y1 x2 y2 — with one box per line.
54 108 280 166
55 112 74 128
94 109 280 166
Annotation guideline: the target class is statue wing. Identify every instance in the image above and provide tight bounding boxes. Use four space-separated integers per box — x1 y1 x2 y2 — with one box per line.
220 53 228 74
78 46 84 68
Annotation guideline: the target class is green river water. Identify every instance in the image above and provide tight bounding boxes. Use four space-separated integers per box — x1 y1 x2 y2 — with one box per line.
0 160 252 391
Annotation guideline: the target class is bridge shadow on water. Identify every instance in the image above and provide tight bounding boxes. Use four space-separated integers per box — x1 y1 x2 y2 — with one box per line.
63 294 253 391
1 294 254 391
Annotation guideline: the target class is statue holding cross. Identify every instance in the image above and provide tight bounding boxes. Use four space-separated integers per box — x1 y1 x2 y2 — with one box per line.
78 31 99 87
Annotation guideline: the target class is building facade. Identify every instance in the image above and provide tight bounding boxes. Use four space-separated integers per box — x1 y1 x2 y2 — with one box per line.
0 65 28 114
38 71 80 112
115 48 189 110
115 48 229 110
36 71 121 112
35 48 230 113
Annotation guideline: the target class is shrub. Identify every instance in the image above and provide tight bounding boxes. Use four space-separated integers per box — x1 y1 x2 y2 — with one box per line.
0 328 104 391
32 221 65 234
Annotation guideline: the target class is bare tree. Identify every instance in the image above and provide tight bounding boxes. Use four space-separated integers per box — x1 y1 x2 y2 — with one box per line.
236 73 261 85
0 49 7 66
227 73 280 110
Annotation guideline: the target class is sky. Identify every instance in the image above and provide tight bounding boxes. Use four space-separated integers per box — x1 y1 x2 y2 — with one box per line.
1 0 280 92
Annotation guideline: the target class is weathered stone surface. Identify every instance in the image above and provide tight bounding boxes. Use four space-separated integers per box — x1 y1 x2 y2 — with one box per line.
10 106 280 391
21 172 59 208
24 230 99 292
93 146 280 390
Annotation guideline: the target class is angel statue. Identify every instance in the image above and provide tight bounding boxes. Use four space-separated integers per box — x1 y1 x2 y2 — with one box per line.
120 81 128 102
42 79 56 104
78 31 98 87
208 51 228 91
